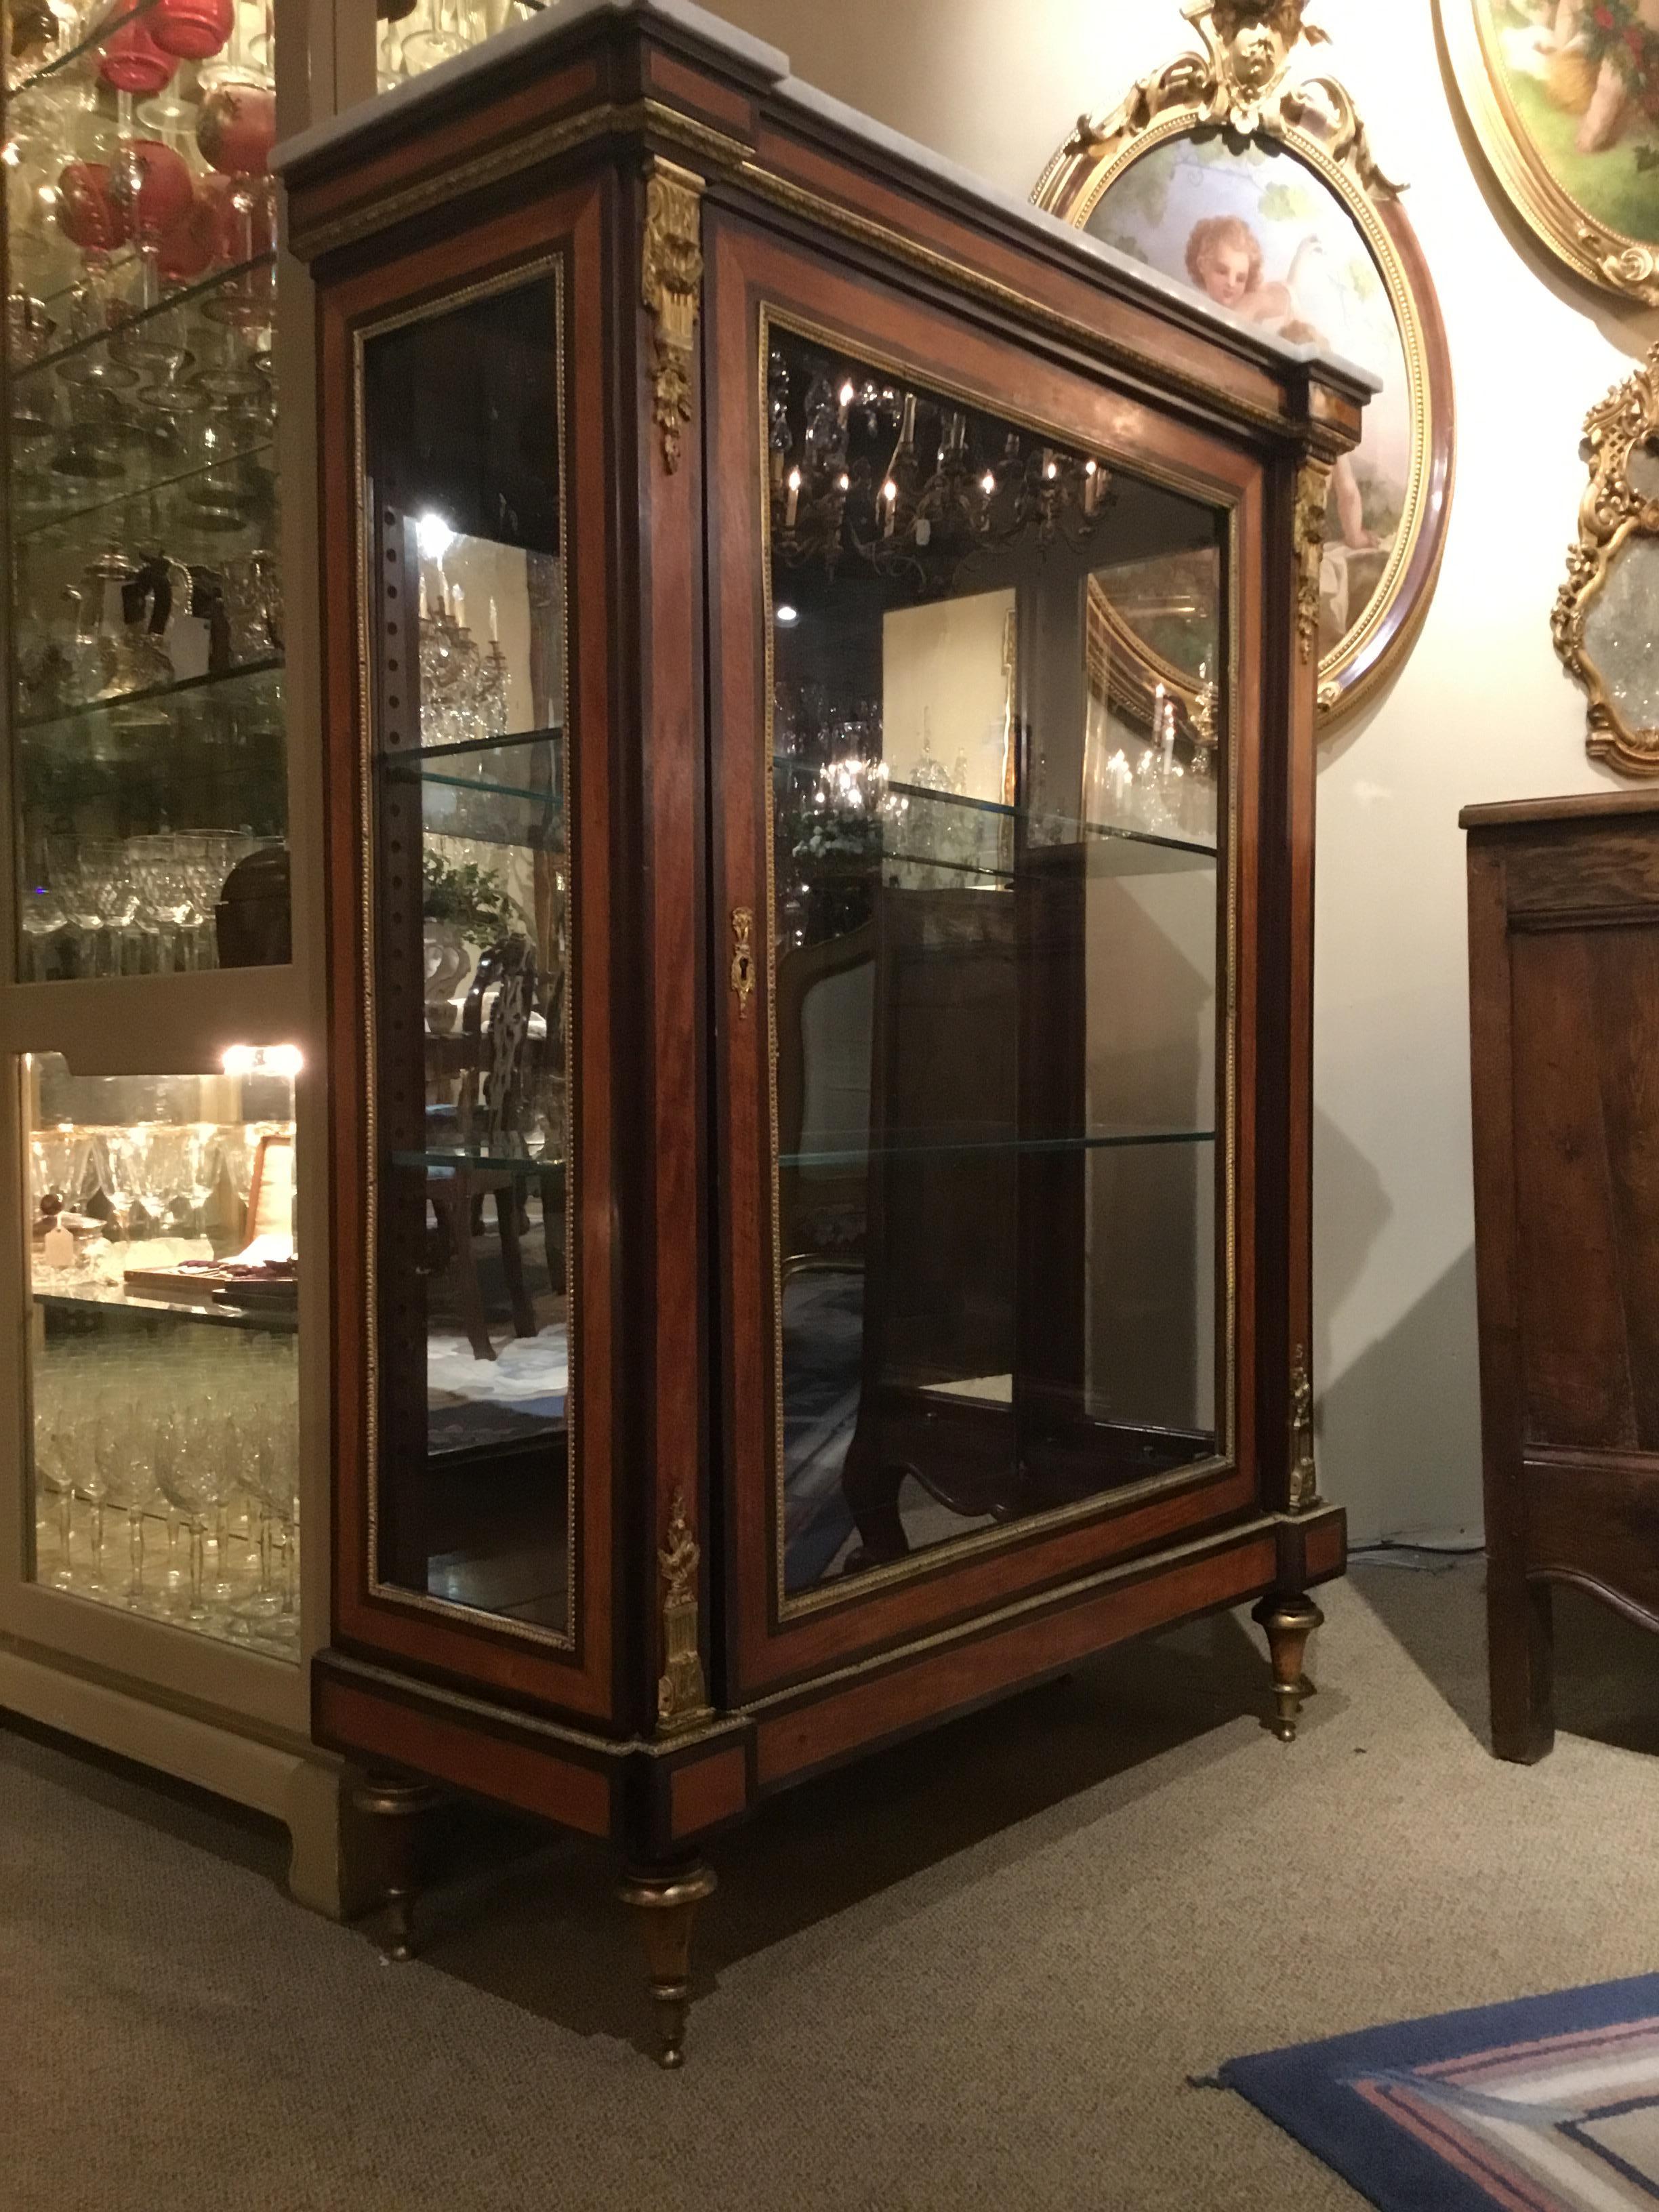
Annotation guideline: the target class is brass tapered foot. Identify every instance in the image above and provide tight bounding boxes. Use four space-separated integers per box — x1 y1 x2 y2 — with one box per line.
1252 1592 1323 1742
618 1858 717 2068
352 1772 441 1962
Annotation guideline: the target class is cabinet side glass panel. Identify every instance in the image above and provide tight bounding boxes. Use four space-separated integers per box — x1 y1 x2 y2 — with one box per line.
20 1048 300 1657
5 0 290 980
766 323 1229 1602
361 270 572 1642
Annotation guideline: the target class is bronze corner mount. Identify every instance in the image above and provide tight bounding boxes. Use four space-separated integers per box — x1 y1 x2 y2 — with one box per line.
642 157 705 474
1286 1345 1321 1512
1293 460 1332 668
656 1488 714 1734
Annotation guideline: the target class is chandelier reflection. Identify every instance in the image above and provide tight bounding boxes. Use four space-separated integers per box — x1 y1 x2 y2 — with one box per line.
418 566 509 750
768 344 1113 584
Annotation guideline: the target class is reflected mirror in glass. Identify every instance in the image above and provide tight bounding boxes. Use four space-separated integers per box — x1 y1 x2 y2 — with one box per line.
362 272 571 1638
22 1048 300 1656
767 325 1227 1598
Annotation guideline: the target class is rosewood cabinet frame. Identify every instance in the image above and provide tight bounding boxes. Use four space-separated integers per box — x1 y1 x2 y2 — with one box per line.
277 0 1368 2068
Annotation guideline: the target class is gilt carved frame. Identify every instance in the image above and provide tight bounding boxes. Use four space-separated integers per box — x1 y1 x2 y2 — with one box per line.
1034 0 1454 729
1439 0 1659 310
1554 342 1659 775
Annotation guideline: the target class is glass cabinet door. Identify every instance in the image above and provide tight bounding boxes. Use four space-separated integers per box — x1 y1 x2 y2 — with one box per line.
766 322 1228 1599
359 269 573 1642
5 0 289 981
712 248 1258 1689
20 1047 300 1654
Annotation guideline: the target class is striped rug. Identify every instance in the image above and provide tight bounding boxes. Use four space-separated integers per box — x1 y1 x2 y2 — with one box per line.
1223 1975 1659 2210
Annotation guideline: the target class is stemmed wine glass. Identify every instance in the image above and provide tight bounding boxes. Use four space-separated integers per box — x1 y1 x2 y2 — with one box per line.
93 1124 143 1241
182 1122 224 1239
33 1407 80 1589
100 1427 161 1607
153 1407 220 1621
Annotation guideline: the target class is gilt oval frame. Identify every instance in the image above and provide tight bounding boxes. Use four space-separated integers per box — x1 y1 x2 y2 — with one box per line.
1438 0 1659 309
1036 106 1454 729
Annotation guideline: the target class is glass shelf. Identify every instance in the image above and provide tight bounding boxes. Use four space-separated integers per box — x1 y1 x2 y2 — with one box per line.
392 1147 563 1174
35 1282 298 1332
12 253 274 385
778 758 1216 861
16 653 281 737
384 723 564 766
13 429 276 546
390 727 565 852
781 1130 1216 1170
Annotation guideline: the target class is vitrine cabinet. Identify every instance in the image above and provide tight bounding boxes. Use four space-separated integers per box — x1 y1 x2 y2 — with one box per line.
278 0 1370 2062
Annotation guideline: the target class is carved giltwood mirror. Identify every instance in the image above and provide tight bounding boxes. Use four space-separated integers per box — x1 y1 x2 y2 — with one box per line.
1034 0 1454 728
1555 342 1659 775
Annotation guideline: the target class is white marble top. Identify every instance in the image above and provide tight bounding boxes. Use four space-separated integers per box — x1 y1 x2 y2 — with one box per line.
271 0 1378 397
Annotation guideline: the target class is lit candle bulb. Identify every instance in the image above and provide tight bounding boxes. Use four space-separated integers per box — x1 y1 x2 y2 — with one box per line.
1106 747 1131 817
785 466 801 529
1084 457 1099 516
882 478 898 537
488 597 499 645
452 583 466 632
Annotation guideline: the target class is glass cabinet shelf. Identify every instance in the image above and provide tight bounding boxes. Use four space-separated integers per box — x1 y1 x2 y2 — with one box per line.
16 653 281 735
12 251 271 384
8 0 169 94
781 1128 1217 1170
37 1282 298 1330
14 431 275 546
391 1146 561 1173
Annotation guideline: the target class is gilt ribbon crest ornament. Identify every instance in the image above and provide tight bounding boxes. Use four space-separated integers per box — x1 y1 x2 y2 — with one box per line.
1061 0 1400 201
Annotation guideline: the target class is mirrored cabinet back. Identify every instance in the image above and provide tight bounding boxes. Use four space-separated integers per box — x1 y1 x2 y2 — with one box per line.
275 0 1371 2066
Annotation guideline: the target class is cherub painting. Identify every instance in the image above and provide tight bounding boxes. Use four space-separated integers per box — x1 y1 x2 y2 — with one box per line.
1483 0 1659 242
1089 136 1412 660
1183 213 1376 552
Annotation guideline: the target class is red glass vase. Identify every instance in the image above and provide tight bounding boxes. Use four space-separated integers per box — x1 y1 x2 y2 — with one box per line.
196 81 276 176
56 162 129 253
150 0 234 59
119 140 196 241
98 15 178 94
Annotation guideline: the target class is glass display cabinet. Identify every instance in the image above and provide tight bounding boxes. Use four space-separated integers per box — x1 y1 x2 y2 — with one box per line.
0 0 390 1912
279 0 1371 2062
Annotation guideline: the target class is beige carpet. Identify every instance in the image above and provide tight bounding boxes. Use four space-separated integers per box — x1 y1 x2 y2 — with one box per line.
5 1558 1659 2211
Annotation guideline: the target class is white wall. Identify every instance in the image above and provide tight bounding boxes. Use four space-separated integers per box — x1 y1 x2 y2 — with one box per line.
703 0 1659 1540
